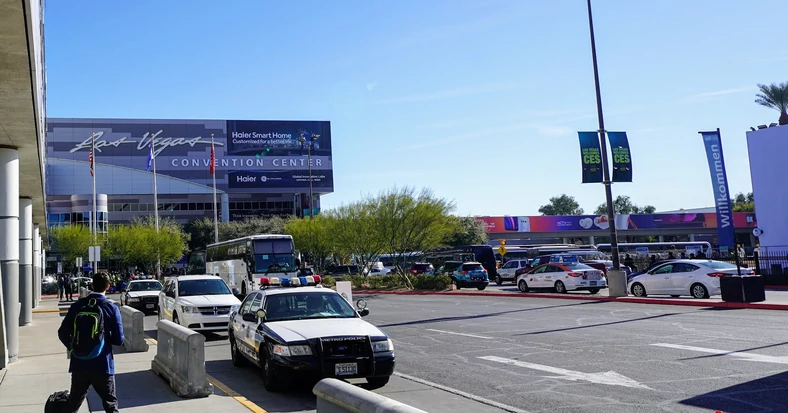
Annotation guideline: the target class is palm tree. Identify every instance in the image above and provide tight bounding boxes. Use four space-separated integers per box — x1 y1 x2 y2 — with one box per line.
755 82 788 125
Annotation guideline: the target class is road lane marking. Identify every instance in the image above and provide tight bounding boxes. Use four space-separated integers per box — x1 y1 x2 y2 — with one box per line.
478 356 653 390
144 334 268 412
425 329 494 339
208 374 268 413
651 343 788 364
393 372 530 413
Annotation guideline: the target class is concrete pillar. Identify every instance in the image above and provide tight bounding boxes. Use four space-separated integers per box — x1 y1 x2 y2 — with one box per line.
658 235 664 242
589 236 595 246
0 146 20 364
19 198 32 326
689 234 695 242
33 226 40 308
562 237 569 244
221 193 230 222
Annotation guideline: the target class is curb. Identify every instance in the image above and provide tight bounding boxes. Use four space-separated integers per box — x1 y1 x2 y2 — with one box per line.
353 290 788 311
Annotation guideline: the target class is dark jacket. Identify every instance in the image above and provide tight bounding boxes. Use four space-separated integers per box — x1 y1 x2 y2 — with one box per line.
58 293 124 374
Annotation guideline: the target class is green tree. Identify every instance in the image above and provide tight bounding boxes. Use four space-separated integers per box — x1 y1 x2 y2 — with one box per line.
733 192 755 212
326 201 385 272
105 217 188 273
444 216 488 247
593 195 656 215
184 216 290 251
50 224 95 273
755 82 788 126
285 216 335 272
369 187 455 285
538 194 584 216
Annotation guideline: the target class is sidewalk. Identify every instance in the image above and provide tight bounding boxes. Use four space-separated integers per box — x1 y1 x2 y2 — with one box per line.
354 286 788 311
0 298 249 413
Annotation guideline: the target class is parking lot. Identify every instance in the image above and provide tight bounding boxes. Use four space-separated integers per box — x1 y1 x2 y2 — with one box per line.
140 293 788 413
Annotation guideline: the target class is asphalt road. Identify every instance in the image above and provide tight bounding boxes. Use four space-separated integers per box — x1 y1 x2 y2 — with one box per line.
142 294 788 413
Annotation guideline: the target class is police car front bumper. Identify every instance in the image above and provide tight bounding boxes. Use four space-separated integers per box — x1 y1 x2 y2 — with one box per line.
271 351 395 378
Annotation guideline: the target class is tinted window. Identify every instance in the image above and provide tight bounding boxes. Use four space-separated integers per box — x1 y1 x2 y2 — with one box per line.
254 239 293 254
240 293 256 314
654 265 673 274
413 264 433 271
462 263 484 271
674 263 699 272
178 279 231 296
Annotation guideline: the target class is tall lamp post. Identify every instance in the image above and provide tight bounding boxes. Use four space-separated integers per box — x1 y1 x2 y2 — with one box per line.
586 0 620 270
297 132 319 220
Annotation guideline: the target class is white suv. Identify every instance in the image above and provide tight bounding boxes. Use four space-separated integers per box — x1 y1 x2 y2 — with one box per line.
159 275 242 331
496 260 530 285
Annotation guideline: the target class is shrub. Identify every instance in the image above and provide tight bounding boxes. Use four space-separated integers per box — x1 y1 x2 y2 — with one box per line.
411 274 451 290
321 275 337 288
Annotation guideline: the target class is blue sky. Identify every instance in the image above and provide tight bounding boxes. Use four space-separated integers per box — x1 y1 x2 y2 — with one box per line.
44 0 788 216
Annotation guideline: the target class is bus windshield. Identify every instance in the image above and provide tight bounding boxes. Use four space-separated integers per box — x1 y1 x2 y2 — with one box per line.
254 239 296 273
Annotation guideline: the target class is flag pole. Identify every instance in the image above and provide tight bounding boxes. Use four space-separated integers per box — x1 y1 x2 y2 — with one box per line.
151 134 160 276
91 132 97 274
211 134 219 244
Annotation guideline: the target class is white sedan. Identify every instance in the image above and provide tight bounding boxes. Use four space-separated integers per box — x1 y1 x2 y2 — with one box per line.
627 259 751 299
516 262 606 294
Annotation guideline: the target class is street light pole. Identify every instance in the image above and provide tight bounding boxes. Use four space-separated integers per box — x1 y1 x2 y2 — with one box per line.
586 0 620 270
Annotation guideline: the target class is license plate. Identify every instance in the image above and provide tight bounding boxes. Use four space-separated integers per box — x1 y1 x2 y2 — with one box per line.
335 363 358 376
146 303 155 309
590 281 597 286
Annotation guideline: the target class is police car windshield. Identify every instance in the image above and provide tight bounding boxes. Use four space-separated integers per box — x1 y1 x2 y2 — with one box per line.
178 279 231 296
129 281 162 291
264 292 358 322
255 254 296 273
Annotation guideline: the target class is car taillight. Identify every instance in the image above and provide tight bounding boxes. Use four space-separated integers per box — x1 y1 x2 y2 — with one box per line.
412 269 418 274
461 270 468 275
567 272 581 277
483 269 488 273
707 272 726 277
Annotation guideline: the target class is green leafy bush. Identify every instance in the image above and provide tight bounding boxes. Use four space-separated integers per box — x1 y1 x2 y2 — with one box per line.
321 275 337 288
412 274 451 290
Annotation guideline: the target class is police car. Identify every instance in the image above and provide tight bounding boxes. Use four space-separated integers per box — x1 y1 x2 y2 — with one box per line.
515 254 607 294
228 275 395 392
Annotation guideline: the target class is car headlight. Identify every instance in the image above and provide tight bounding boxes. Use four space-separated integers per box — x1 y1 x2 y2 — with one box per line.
230 305 240 312
181 305 200 313
128 297 140 303
272 344 312 356
372 339 394 353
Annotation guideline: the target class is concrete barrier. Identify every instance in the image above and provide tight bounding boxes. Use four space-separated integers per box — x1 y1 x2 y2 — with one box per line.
151 320 213 398
313 378 427 413
119 305 149 352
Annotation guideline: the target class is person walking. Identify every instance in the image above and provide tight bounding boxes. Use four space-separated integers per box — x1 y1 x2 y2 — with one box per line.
65 273 74 301
57 273 124 413
58 273 66 300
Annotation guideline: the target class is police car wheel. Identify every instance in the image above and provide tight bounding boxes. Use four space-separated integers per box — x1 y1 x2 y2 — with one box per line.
260 351 287 392
230 337 247 367
366 376 390 388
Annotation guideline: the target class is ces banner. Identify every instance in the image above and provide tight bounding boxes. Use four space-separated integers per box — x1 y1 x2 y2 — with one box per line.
700 130 735 247
578 132 603 183
607 131 632 182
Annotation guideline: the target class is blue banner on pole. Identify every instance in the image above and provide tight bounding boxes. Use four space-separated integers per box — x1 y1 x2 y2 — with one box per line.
578 132 603 183
700 130 735 247
607 132 632 182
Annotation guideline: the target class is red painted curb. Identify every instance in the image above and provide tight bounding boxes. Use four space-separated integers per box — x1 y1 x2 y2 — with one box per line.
353 290 788 311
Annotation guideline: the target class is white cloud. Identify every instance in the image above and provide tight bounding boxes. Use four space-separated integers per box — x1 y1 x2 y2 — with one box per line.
367 83 522 105
676 87 752 104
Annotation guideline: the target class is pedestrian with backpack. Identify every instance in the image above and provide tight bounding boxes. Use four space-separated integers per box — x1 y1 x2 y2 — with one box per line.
57 272 124 413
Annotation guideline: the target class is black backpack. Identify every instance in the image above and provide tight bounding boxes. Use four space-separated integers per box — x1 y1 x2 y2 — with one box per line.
70 297 106 359
45 390 69 413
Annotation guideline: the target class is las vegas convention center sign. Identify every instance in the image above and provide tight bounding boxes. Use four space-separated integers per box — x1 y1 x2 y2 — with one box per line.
47 118 334 192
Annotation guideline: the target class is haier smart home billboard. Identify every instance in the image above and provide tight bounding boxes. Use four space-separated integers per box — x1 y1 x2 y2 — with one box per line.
46 118 333 194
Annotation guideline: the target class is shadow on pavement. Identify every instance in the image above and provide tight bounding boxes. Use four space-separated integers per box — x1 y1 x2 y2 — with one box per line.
514 312 684 336
205 359 317 412
681 370 788 413
89 370 217 409
377 300 607 328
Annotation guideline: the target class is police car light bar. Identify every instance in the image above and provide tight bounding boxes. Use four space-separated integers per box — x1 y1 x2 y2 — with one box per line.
259 275 322 289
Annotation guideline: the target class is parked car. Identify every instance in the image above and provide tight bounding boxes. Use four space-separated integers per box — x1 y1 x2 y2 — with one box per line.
324 265 361 280
158 275 242 331
121 279 162 314
516 260 606 294
496 260 530 285
435 261 463 276
447 262 489 290
627 259 753 299
409 262 434 275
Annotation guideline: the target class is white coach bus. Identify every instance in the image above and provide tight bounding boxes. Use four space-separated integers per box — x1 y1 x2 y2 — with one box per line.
188 235 298 296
